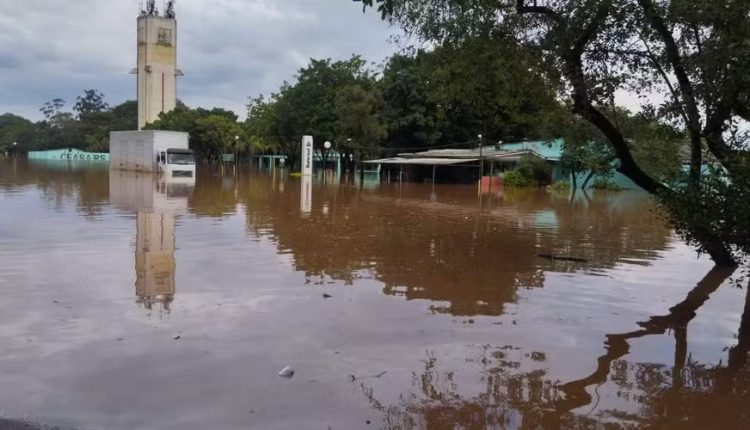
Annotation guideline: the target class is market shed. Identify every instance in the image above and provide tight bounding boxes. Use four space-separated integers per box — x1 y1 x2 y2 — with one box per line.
363 157 479 183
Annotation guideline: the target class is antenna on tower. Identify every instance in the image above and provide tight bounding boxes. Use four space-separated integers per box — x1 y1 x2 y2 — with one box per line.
165 0 176 19
146 0 157 16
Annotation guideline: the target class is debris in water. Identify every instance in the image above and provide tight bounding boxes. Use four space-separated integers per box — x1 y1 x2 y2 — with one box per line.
536 253 589 263
278 366 295 379
173 335 181 340
350 371 388 382
322 293 333 299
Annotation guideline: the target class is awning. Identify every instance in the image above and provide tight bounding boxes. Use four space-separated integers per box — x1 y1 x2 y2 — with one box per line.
485 150 555 162
363 157 478 166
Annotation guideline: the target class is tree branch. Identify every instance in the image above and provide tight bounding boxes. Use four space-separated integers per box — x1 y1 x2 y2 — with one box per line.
569 1 611 58
565 55 665 195
637 0 706 183
637 31 689 125
515 0 562 23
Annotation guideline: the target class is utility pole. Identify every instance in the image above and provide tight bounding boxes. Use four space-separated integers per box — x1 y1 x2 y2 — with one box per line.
478 134 484 186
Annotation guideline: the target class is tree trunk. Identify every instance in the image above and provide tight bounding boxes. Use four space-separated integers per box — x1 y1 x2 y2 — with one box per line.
581 171 595 189
563 53 736 266
570 169 578 189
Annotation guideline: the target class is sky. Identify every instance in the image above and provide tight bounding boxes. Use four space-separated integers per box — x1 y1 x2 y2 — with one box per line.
0 0 399 121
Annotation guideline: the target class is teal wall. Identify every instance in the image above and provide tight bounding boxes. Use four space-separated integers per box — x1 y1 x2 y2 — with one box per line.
28 149 109 162
499 139 641 190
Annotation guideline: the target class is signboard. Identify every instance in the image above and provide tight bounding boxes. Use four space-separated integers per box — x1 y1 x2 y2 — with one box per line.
28 148 109 162
301 135 313 176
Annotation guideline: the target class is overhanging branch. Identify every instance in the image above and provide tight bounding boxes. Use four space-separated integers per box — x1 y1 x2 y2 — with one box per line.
515 0 562 23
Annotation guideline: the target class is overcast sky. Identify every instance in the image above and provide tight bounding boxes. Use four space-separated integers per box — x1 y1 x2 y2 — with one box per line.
0 0 399 121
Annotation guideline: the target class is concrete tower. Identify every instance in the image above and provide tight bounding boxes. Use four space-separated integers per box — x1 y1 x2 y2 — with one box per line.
135 1 183 130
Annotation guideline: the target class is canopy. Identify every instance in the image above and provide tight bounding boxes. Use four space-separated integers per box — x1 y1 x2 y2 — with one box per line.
363 157 478 166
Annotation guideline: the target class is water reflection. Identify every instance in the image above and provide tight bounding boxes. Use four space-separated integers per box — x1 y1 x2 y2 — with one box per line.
360 270 750 429
110 170 192 313
237 173 672 316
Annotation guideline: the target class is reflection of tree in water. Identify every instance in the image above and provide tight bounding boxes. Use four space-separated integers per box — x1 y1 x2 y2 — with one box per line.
238 175 671 316
361 269 750 429
0 159 110 219
188 167 241 218
360 347 567 429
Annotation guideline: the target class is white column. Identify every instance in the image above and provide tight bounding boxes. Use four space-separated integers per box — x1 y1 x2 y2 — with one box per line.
300 175 312 217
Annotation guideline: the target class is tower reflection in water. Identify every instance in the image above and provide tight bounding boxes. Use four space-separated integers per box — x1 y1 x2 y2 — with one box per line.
110 170 194 313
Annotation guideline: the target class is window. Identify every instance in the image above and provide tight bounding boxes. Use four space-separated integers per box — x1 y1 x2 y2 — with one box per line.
157 28 172 46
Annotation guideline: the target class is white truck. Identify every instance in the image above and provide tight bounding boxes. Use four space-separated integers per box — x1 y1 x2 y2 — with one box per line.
109 130 195 180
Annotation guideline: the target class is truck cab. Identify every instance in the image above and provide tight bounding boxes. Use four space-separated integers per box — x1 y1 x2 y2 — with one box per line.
157 148 195 180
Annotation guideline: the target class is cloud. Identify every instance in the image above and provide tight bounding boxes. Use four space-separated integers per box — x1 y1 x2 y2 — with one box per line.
0 0 398 120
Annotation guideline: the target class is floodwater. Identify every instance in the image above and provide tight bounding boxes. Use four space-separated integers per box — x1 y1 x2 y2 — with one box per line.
0 158 748 430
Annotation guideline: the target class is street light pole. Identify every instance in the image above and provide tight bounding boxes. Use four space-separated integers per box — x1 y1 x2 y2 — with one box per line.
323 140 331 179
478 134 484 181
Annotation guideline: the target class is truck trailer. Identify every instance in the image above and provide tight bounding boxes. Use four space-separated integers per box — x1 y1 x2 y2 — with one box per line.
109 130 195 179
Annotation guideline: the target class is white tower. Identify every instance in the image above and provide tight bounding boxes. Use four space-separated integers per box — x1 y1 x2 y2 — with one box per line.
135 1 183 130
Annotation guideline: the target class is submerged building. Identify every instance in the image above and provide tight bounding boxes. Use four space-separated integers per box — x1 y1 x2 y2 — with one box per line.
365 139 641 189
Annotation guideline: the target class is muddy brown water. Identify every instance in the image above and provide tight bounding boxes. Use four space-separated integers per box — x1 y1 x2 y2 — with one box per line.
0 158 748 429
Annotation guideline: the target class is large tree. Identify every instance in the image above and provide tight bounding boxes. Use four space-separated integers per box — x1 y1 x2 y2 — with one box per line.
335 84 388 171
358 0 750 266
245 56 377 170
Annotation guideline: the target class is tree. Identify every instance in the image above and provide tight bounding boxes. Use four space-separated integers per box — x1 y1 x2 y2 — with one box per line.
148 104 243 162
0 114 38 154
380 53 445 151
192 115 243 163
358 0 750 266
551 114 616 189
335 84 388 173
73 89 110 120
110 100 138 132
40 99 66 121
244 95 281 156
245 57 377 171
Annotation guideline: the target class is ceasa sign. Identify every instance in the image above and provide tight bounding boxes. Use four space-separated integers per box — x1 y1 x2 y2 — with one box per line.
59 152 109 161
301 136 313 176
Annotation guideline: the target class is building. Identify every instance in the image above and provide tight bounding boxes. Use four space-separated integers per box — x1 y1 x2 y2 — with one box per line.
134 1 183 130
365 139 641 189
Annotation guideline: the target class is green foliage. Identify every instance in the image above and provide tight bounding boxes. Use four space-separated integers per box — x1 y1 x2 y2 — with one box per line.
245 56 377 171
380 54 444 151
74 90 109 120
0 114 38 154
3 91 138 154
335 84 387 161
516 155 553 185
590 179 624 191
193 115 244 163
660 163 750 263
503 155 552 187
550 113 616 187
618 110 685 183
148 104 243 163
550 181 571 192
503 170 533 187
